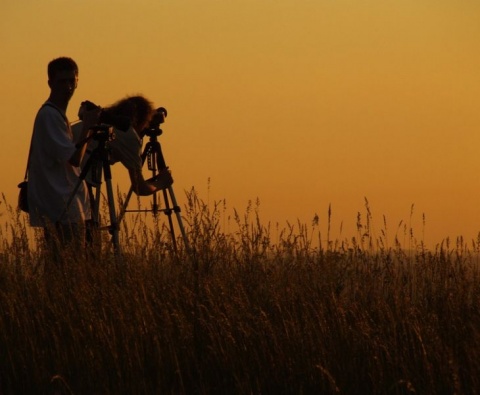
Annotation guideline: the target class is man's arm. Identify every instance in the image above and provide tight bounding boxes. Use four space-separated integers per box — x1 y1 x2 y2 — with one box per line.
128 168 157 196
129 167 174 196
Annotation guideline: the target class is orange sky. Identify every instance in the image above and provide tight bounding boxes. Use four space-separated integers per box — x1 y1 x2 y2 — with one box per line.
1 0 480 249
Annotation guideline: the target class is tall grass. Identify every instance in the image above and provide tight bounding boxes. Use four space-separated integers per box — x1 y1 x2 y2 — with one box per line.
1 191 480 394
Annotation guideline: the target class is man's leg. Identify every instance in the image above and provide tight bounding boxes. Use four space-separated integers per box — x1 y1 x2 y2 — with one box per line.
43 222 86 271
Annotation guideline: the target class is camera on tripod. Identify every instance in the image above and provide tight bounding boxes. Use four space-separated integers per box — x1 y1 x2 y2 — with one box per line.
143 107 167 138
80 100 131 132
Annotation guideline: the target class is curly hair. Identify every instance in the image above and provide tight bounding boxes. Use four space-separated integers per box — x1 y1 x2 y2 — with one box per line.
106 95 155 132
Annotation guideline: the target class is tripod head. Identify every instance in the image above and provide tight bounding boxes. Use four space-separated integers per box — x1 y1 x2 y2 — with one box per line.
90 125 116 142
75 124 115 149
143 107 167 139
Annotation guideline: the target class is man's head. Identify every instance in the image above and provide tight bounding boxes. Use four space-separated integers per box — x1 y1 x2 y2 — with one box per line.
47 57 78 104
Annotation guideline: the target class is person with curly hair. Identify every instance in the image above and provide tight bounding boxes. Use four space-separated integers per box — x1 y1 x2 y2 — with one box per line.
73 95 173 196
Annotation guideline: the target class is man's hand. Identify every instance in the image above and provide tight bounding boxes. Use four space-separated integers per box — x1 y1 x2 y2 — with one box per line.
147 168 174 191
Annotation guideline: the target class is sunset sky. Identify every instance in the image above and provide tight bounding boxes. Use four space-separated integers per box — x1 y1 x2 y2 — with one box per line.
1 0 480 248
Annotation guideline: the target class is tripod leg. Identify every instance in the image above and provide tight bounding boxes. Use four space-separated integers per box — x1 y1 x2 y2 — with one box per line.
86 183 102 256
166 186 191 254
93 184 102 225
162 188 178 252
105 180 120 254
118 186 134 224
118 140 153 223
102 159 121 258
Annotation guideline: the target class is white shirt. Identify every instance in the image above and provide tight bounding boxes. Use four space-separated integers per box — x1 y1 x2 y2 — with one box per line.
28 102 91 226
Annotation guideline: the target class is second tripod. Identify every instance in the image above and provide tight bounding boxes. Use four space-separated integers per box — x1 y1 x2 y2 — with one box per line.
118 108 190 253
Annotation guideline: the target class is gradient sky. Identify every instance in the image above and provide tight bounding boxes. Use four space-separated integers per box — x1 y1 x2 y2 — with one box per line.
1 0 480 248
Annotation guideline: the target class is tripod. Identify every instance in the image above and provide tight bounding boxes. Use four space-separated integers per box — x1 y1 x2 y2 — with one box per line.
61 125 122 255
118 111 190 254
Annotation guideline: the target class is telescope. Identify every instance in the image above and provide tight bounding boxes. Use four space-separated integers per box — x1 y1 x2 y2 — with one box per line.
80 100 131 132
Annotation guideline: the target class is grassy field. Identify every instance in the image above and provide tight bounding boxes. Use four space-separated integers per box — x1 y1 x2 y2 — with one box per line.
1 191 480 394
